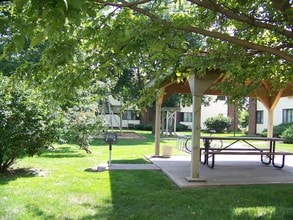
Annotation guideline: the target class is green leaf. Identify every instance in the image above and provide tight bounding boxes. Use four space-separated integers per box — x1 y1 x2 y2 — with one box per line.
68 0 83 10
13 34 25 51
44 26 60 43
30 32 45 47
14 0 27 10
87 9 96 18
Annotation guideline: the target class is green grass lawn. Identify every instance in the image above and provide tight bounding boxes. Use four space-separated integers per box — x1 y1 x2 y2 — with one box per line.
1 131 293 220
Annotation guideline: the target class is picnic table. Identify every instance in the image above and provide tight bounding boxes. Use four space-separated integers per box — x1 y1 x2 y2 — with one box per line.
200 136 293 169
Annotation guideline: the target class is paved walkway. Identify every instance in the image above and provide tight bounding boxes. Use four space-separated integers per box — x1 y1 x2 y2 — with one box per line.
97 163 160 171
147 154 293 188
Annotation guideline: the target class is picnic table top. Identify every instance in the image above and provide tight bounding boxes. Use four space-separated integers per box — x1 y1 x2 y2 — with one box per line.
200 136 284 141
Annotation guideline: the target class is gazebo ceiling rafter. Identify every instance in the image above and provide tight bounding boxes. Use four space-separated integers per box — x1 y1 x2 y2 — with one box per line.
158 71 293 108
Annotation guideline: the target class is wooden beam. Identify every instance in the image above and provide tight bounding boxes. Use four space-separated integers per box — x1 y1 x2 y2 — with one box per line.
271 89 283 110
257 89 283 110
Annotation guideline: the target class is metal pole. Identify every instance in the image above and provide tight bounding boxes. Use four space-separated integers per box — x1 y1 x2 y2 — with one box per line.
108 143 112 166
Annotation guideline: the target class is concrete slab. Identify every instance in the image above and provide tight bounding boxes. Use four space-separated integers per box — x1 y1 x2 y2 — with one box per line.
94 152 293 188
147 155 293 188
96 163 161 172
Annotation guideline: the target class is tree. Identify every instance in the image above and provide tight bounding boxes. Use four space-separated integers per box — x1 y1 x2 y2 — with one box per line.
238 110 249 129
57 87 106 154
0 76 58 173
97 0 292 61
1 0 292 106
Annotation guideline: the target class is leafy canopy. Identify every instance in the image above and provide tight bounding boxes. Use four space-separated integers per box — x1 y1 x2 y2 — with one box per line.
0 0 292 106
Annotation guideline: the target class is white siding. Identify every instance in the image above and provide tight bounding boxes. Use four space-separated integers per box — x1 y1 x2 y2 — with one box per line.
256 96 293 133
103 114 140 128
180 95 228 129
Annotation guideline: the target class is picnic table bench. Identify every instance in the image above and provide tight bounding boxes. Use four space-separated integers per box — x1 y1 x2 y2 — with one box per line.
200 136 293 169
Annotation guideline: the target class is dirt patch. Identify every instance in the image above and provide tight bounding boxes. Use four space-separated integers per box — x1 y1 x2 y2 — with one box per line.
96 131 147 140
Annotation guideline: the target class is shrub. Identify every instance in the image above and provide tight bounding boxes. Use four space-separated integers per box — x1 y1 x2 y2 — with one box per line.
204 114 231 133
58 106 104 153
281 125 293 143
261 123 293 137
134 123 189 132
0 78 58 173
176 123 189 131
134 124 152 131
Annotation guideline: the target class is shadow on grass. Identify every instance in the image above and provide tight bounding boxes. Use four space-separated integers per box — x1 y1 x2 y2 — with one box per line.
79 170 176 220
102 171 293 219
0 168 39 185
25 204 55 220
41 146 85 158
76 199 114 220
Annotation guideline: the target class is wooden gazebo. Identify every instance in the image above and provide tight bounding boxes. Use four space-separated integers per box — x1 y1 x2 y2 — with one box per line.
153 70 293 181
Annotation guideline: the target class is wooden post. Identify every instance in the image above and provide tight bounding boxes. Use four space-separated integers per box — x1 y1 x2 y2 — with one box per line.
154 94 163 156
186 73 219 182
186 93 203 180
267 109 274 138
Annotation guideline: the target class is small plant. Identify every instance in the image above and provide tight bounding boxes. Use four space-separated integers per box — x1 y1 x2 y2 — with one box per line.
281 125 293 143
204 114 231 133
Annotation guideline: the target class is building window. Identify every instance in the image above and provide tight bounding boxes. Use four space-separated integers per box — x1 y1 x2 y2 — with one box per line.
181 112 192 122
256 110 263 124
283 109 293 123
122 110 140 120
217 96 226 101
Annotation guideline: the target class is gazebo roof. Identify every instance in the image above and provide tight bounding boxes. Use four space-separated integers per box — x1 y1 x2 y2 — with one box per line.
157 70 293 109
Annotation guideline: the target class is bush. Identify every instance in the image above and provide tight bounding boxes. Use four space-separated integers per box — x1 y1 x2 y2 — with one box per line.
204 114 231 133
261 123 293 137
134 124 152 131
0 78 58 173
281 125 293 143
134 123 188 132
58 107 104 153
176 124 189 131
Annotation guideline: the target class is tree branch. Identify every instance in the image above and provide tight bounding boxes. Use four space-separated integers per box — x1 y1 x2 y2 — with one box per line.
96 0 152 7
173 24 293 62
96 0 293 62
188 0 293 38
